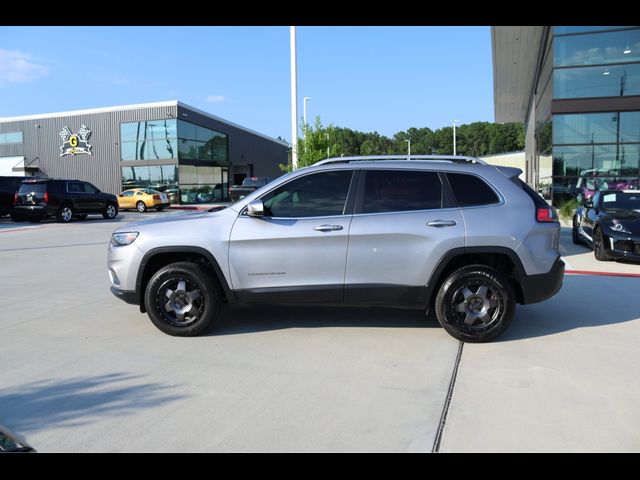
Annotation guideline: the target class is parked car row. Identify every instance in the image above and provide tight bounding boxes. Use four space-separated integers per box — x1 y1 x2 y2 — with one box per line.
0 176 175 223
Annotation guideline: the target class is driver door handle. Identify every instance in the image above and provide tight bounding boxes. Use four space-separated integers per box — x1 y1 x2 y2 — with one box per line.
427 220 457 228
314 224 344 232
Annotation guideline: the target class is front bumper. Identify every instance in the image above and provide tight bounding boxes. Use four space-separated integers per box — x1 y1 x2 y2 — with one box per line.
603 230 640 261
520 256 565 304
110 286 139 305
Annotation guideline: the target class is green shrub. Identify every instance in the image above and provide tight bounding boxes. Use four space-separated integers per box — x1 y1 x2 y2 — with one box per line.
558 198 580 221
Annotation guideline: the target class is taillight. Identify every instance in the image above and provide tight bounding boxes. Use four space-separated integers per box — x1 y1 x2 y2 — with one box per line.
536 206 557 223
153 195 160 200
13 192 18 204
44 192 49 203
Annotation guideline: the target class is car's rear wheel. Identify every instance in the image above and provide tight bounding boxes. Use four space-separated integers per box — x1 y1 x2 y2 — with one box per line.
103 203 118 220
145 262 221 336
435 265 515 343
10 212 26 222
156 205 164 212
57 205 74 223
136 201 147 213
572 217 582 244
594 227 611 261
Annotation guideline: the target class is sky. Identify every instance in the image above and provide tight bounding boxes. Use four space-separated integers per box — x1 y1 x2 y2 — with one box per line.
0 26 494 141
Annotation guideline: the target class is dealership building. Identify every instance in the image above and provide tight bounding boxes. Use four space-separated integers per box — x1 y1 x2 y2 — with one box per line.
0 101 288 204
493 26 640 205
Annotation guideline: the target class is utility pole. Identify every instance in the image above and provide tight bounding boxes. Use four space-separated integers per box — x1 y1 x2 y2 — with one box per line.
290 26 298 169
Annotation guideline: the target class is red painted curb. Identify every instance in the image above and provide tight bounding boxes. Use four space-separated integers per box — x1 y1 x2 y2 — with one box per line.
565 269 640 278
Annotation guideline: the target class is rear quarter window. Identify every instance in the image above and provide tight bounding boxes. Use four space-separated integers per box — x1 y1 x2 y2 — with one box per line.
509 177 548 207
446 173 500 207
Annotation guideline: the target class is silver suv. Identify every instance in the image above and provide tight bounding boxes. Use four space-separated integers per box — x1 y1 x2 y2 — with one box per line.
108 156 564 342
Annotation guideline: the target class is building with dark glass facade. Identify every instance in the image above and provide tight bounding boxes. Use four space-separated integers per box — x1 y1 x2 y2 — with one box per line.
0 101 288 203
493 26 640 205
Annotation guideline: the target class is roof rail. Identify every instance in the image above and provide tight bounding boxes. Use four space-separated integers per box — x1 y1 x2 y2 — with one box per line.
313 155 488 167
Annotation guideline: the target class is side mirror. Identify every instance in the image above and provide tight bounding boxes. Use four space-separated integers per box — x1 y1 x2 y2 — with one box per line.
584 201 594 209
247 199 264 218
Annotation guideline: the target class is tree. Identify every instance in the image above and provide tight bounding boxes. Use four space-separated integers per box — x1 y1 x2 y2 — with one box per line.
279 116 340 172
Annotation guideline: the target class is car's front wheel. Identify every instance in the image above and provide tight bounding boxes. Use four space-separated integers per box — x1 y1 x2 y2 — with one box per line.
434 265 515 343
593 227 611 261
572 217 582 244
144 262 221 336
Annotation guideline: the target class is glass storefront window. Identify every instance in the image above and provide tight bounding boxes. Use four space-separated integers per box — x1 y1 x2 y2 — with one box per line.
178 139 198 160
554 63 640 99
0 132 23 144
553 144 640 177
554 112 640 145
554 27 633 35
120 119 177 160
121 119 177 143
178 120 197 141
121 164 179 200
176 119 228 163
555 29 640 66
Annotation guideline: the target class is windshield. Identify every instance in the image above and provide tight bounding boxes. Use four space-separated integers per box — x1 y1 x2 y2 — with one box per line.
242 178 266 187
601 192 640 210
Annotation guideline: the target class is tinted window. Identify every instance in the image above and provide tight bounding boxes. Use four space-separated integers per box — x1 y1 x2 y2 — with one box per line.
261 171 353 218
83 183 98 194
121 191 134 197
363 170 441 213
67 182 84 193
19 182 46 193
447 173 500 207
601 192 640 209
510 177 548 207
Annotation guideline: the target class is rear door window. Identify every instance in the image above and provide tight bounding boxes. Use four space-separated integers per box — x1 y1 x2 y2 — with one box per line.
447 173 499 207
362 170 442 214
67 182 84 193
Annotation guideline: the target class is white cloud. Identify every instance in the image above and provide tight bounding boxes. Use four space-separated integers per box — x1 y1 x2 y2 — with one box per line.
0 49 49 84
205 95 227 103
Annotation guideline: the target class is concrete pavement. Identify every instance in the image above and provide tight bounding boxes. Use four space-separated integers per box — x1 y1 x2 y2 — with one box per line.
0 211 639 452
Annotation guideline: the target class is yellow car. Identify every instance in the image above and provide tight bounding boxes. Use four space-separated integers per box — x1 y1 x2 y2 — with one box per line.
117 188 171 213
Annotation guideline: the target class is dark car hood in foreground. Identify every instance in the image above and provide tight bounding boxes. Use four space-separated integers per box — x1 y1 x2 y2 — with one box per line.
602 209 640 234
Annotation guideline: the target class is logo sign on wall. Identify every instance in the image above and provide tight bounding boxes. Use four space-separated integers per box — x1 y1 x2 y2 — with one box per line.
59 125 92 156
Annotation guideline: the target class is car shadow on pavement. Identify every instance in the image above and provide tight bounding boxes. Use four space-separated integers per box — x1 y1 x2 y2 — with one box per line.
0 373 183 435
559 226 592 257
210 305 439 336
500 274 640 341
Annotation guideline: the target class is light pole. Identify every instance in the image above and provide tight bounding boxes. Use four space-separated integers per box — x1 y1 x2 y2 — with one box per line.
452 119 461 156
290 26 298 169
303 96 312 132
406 139 411 156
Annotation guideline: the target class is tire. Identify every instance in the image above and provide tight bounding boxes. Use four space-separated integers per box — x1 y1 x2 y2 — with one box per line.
155 205 164 212
28 218 41 223
594 227 612 261
136 201 147 213
572 218 582 244
434 265 516 343
144 262 221 336
77 214 88 221
10 212 26 222
57 205 74 223
103 203 118 220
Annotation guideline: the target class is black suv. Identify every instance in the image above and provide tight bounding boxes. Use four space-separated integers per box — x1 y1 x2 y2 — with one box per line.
13 178 119 223
0 176 34 217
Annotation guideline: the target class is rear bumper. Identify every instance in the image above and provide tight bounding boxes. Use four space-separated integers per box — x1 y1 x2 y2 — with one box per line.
13 205 48 218
520 256 565 304
110 286 139 305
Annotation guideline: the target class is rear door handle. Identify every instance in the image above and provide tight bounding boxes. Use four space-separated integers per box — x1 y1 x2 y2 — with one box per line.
427 220 457 228
314 224 344 232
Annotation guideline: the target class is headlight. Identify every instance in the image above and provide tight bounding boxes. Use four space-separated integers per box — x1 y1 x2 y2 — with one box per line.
610 221 632 235
110 231 139 246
